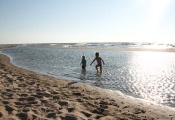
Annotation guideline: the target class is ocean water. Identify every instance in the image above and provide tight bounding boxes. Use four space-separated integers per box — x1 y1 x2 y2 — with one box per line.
1 42 175 108
2 41 175 49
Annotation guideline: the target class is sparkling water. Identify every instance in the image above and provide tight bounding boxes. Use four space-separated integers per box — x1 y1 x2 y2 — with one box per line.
1 42 175 108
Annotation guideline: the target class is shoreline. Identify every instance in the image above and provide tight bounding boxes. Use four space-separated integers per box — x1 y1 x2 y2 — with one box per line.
2 44 175 53
29 45 175 53
0 47 175 119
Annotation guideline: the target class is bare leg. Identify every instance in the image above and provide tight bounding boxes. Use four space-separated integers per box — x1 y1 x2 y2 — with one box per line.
100 65 102 73
95 65 98 72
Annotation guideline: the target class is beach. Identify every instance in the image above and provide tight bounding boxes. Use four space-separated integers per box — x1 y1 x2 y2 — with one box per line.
0 46 175 120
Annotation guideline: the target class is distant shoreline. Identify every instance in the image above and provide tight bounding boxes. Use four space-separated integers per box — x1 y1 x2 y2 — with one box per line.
28 45 175 53
0 45 16 49
1 44 175 53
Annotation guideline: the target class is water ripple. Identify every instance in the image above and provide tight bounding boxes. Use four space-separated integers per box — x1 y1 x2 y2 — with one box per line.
1 47 175 107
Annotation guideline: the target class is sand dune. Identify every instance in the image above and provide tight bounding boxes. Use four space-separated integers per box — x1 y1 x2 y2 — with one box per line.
0 46 175 120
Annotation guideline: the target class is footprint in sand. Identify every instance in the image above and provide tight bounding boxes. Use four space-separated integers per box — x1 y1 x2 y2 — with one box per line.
6 77 13 83
29 101 38 105
92 108 104 114
17 77 25 82
51 91 59 94
42 92 51 97
134 108 146 114
27 96 35 101
4 93 13 99
31 94 43 99
28 81 35 85
73 92 81 96
22 108 30 112
32 109 38 114
3 100 9 104
16 113 28 120
14 102 24 106
18 84 27 87
5 105 14 114
68 107 75 112
20 93 28 97
58 101 68 106
61 115 77 120
47 112 56 118
81 111 92 117
18 97 26 101
53 95 59 100
5 88 13 92
0 112 3 117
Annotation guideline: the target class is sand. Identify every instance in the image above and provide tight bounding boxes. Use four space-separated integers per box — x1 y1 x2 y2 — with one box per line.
0 46 175 120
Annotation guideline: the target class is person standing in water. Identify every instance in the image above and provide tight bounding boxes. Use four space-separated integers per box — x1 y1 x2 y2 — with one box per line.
80 55 86 70
90 52 105 73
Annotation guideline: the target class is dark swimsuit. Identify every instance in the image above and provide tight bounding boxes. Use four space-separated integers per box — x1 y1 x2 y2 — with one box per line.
81 59 86 69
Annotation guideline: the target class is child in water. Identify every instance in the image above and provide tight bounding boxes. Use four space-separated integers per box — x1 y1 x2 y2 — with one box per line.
90 52 105 73
80 55 86 70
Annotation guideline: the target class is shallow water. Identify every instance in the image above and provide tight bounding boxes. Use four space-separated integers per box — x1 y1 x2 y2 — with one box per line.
1 47 175 107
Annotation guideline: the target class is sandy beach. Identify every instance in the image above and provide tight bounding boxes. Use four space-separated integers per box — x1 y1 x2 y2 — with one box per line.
0 46 175 120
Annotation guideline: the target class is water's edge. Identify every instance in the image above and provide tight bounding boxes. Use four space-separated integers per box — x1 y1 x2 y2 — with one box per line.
1 51 175 109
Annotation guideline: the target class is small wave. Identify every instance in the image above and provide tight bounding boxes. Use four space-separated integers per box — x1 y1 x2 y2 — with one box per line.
50 44 57 46
168 44 175 48
120 42 137 46
76 43 87 47
62 45 71 47
104 44 115 47
140 42 153 45
86 43 99 47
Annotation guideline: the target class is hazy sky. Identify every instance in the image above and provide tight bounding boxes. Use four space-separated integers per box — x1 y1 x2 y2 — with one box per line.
0 0 175 44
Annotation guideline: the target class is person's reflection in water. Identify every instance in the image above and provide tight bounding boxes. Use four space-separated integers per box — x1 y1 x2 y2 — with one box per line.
80 69 86 80
94 72 103 87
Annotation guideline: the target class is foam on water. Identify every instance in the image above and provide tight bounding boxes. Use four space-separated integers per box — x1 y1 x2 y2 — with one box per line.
2 42 175 49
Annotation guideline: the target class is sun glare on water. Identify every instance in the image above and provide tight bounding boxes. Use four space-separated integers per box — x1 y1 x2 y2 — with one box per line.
129 51 175 105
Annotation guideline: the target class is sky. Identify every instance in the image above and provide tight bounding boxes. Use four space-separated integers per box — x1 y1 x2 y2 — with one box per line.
0 0 175 44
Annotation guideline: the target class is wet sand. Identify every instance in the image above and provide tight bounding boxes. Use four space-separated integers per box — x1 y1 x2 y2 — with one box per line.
0 46 175 120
